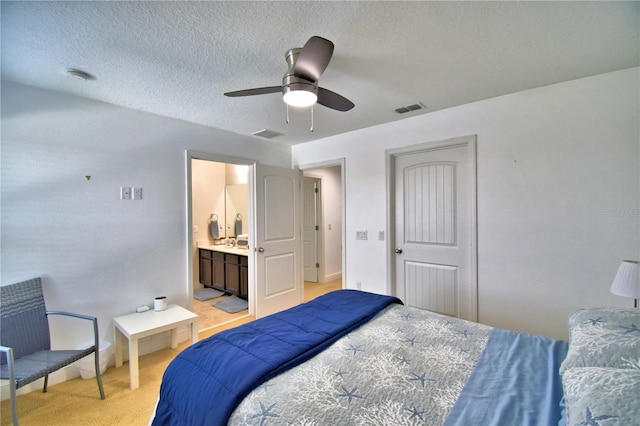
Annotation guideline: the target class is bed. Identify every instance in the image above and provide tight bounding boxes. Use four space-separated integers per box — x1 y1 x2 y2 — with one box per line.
151 290 639 425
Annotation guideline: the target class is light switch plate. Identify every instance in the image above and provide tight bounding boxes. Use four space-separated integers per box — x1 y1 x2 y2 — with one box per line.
120 186 131 200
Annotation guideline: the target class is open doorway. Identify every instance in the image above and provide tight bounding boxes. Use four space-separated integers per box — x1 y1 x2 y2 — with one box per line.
301 161 345 295
189 158 251 331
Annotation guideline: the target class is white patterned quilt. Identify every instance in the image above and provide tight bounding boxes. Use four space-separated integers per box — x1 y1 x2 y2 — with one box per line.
229 304 493 425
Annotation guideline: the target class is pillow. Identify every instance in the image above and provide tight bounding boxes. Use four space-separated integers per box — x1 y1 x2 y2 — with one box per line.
562 367 640 426
560 307 640 373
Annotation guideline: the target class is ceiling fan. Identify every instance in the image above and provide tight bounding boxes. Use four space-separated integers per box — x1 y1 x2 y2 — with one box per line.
224 36 354 112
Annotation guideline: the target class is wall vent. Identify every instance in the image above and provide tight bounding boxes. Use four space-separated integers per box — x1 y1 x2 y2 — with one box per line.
252 129 284 139
395 102 426 114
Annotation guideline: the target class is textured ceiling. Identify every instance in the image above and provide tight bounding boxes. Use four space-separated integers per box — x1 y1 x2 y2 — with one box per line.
1 1 638 145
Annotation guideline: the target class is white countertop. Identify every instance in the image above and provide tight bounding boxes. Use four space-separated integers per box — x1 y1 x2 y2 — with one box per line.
199 244 249 256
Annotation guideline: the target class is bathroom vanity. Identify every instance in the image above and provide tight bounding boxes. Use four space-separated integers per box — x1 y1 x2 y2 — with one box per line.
199 245 248 299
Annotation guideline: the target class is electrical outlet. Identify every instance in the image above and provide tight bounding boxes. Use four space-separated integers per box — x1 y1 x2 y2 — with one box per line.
193 225 199 233
356 281 362 289
133 187 143 200
378 230 385 241
120 186 131 200
356 231 368 240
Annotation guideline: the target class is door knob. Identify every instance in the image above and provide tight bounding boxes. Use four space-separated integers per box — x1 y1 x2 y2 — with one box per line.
395 248 403 254
258 247 265 253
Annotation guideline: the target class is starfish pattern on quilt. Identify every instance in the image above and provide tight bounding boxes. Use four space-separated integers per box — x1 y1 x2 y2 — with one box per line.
257 382 275 394
617 323 640 334
333 368 347 378
397 355 411 365
576 407 618 426
249 401 280 426
410 372 436 388
457 329 472 338
584 317 605 326
345 343 363 356
403 336 418 346
405 405 426 421
337 386 365 404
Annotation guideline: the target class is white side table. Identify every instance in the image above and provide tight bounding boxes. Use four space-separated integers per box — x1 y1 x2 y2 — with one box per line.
113 304 198 389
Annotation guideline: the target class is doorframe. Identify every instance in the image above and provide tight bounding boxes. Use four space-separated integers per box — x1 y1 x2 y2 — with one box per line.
185 150 257 316
298 158 346 287
385 136 478 319
302 176 322 282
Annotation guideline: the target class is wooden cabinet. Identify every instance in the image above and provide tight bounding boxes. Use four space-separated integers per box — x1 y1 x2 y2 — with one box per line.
211 252 225 291
199 249 248 299
199 250 212 287
225 255 240 296
240 256 248 299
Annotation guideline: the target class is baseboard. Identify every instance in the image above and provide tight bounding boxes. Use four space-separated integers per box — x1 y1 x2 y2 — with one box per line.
323 272 342 282
0 325 192 401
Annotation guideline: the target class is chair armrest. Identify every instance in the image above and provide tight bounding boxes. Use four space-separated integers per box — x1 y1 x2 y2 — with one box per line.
46 310 96 322
0 345 15 361
0 345 16 379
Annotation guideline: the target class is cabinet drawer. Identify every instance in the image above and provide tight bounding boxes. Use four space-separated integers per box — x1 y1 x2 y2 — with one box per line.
212 252 225 262
199 249 213 259
226 254 240 264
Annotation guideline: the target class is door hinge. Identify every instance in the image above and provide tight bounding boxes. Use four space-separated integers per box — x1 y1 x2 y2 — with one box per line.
315 225 319 231
316 263 320 268
314 187 318 193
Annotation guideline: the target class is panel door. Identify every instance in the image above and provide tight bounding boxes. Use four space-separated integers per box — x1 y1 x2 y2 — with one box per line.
254 164 303 318
393 137 477 321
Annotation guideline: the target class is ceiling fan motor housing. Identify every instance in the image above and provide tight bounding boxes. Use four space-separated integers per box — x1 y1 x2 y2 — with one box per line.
282 47 318 105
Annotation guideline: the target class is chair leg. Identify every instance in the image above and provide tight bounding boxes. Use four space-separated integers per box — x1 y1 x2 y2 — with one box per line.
42 374 48 393
94 350 105 399
10 379 18 426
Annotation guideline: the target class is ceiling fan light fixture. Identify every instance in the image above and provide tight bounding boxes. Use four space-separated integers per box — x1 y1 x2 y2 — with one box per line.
283 89 317 107
283 80 318 108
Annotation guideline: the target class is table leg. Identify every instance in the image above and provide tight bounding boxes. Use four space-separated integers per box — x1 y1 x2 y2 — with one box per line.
128 337 139 390
170 328 178 349
190 319 199 344
114 327 124 368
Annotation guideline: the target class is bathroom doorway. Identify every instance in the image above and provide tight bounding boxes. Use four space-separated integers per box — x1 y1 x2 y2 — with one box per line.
190 158 251 331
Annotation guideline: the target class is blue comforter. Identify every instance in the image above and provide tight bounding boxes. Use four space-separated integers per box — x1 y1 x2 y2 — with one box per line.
152 290 402 426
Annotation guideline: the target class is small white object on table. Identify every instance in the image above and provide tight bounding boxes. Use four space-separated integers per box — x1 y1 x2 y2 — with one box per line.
113 304 198 389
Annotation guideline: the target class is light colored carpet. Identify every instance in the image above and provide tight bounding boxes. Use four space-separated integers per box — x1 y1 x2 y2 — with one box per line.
0 279 342 425
0 318 252 426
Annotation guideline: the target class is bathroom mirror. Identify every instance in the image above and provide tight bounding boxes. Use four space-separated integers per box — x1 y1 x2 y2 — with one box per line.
225 183 248 237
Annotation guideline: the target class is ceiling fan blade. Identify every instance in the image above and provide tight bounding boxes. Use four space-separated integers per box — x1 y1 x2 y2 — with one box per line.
224 86 282 97
317 87 354 112
294 36 334 82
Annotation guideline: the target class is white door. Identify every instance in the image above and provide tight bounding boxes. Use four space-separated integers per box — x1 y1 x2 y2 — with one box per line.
303 177 320 282
254 164 303 318
393 136 477 321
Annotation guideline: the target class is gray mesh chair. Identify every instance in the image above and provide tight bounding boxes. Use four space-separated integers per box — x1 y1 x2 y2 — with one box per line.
0 278 105 425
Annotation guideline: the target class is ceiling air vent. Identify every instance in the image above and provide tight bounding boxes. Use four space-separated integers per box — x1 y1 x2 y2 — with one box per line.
251 129 284 139
395 102 425 114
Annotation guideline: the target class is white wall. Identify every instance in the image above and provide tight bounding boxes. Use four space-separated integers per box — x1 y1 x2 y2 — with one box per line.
0 82 290 351
292 68 640 340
